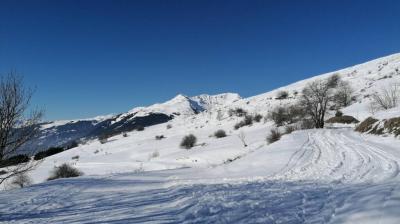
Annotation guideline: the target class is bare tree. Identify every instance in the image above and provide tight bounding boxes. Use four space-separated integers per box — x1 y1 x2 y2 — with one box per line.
0 71 43 185
300 78 335 128
370 83 399 111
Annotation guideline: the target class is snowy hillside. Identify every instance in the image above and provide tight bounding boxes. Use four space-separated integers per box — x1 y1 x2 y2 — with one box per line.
1 53 400 223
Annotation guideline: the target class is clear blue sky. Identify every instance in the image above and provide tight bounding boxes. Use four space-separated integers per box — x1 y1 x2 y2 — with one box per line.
1 0 399 120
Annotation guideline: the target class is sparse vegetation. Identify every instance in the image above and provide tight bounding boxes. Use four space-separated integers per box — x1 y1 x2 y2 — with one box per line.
284 125 297 134
268 105 305 126
123 133 128 137
47 163 83 181
228 107 247 117
276 90 289 100
253 114 263 123
71 155 80 160
370 83 399 111
99 134 109 144
335 110 343 117
234 115 253 129
155 135 165 140
180 134 197 149
214 129 227 138
136 125 145 131
166 124 172 129
266 129 282 144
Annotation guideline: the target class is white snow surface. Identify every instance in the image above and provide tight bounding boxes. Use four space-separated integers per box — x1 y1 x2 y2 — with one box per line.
2 53 400 223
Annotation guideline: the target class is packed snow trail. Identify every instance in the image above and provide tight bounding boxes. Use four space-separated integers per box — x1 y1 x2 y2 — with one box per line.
271 129 400 183
1 129 400 223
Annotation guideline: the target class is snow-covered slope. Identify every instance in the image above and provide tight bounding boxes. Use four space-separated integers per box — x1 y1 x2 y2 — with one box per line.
2 53 400 223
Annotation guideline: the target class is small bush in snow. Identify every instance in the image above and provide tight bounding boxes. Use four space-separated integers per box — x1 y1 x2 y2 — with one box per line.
276 90 289 100
284 125 297 134
155 135 165 140
234 115 253 130
180 134 197 149
98 134 109 144
47 163 83 181
166 124 172 129
253 114 263 123
136 126 145 131
335 110 343 117
370 83 399 111
214 129 227 138
123 133 128 137
71 155 79 160
266 129 282 144
11 173 32 188
228 108 247 117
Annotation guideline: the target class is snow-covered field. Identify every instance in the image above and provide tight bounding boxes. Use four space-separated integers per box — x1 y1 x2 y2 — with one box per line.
1 53 400 223
1 129 400 223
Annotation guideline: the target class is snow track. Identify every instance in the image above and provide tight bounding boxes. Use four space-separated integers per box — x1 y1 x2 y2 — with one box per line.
1 129 400 223
274 129 400 183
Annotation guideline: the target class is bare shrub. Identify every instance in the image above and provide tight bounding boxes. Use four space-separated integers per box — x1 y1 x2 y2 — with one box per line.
122 133 128 137
11 173 32 188
370 83 399 111
180 134 197 149
284 125 297 134
71 155 79 160
269 105 304 126
266 129 282 144
166 124 172 129
276 90 289 100
234 115 253 129
253 114 263 122
155 135 165 140
214 129 227 138
99 134 109 144
47 163 83 181
136 125 145 131
335 110 343 117
228 108 247 117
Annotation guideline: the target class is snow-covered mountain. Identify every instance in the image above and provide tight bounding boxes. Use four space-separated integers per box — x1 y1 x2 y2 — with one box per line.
31 93 242 152
2 53 400 223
